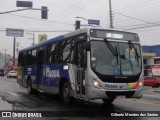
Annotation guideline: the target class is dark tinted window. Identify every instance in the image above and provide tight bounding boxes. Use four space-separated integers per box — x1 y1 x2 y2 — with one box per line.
63 38 75 63
23 52 27 66
50 43 57 63
18 52 23 66
46 42 58 63
27 51 32 65
32 49 37 64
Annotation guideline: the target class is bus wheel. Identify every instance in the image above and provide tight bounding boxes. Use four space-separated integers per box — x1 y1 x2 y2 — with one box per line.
27 79 33 94
102 99 114 104
62 82 74 104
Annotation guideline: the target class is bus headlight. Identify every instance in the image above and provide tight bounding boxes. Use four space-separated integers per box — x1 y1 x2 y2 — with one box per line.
137 81 143 89
138 81 143 87
90 77 101 88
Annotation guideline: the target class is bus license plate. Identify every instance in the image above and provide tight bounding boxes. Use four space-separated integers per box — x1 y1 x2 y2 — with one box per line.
116 96 126 99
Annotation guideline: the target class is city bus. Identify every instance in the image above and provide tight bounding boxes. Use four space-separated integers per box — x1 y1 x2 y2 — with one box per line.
17 28 143 104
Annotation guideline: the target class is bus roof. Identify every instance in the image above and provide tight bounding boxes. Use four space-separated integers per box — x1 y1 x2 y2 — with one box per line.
20 28 90 52
20 27 138 52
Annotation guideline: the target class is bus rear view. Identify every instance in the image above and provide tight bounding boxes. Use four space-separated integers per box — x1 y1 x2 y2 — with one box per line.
86 29 143 104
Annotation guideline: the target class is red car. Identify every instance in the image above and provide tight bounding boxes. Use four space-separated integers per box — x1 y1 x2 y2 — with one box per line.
144 76 160 88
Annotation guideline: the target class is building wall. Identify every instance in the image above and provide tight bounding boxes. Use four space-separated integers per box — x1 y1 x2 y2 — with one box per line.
142 45 160 56
142 45 160 67
147 58 160 66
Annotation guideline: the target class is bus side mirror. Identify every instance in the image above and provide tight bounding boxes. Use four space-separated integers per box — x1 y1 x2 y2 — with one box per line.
83 41 90 51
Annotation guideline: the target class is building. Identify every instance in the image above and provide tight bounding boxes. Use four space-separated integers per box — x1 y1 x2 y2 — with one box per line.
0 52 11 69
142 45 160 76
142 45 160 66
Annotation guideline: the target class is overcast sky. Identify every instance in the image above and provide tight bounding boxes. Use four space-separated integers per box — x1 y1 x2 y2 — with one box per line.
0 0 160 56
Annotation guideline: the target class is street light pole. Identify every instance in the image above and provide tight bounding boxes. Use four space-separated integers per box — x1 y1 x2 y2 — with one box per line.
13 37 16 67
109 0 113 28
27 33 35 45
75 16 100 27
76 16 88 21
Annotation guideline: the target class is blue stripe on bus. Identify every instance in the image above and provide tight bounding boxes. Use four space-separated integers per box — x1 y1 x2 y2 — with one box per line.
24 63 70 88
42 64 70 87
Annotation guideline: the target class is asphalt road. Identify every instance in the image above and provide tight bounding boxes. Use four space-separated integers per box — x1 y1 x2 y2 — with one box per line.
0 77 160 120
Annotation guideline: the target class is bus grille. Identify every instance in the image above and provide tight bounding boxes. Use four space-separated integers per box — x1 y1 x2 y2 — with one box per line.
106 91 135 98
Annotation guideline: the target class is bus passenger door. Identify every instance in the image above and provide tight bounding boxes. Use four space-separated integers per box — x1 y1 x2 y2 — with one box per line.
75 41 87 98
37 50 45 89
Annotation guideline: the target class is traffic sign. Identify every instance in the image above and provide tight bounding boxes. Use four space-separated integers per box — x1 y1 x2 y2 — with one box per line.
38 34 48 43
88 19 100 25
16 1 33 8
6 28 24 37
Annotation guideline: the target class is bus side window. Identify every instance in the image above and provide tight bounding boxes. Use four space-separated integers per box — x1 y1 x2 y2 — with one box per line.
77 42 87 68
31 49 37 65
51 43 57 63
23 52 27 66
63 38 75 63
46 45 51 63
18 52 23 66
56 41 63 63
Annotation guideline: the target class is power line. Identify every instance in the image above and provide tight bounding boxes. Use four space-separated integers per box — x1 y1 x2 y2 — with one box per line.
114 0 154 11
116 1 160 16
8 13 74 26
113 11 160 31
115 20 160 29
113 12 158 25
115 5 160 20
54 0 98 21
123 23 160 30
53 0 88 20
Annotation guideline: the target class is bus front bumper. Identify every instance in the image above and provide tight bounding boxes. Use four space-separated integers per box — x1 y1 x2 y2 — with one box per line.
87 86 143 100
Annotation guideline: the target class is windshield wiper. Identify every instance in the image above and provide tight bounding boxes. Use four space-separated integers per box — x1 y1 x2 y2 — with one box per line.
128 41 139 58
128 41 140 67
104 38 118 56
104 38 119 65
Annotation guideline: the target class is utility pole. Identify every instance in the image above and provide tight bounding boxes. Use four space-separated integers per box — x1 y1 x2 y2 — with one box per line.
16 42 19 58
109 0 113 28
13 37 16 68
27 33 35 45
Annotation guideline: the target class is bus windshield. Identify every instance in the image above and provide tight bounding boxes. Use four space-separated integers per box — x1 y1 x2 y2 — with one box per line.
90 40 141 76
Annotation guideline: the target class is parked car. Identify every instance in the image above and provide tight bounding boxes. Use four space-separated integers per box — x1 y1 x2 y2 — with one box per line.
7 71 17 78
0 69 4 77
144 76 160 88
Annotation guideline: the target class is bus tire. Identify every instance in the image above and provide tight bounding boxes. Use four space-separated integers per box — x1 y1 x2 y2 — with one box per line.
62 81 74 104
102 98 114 104
27 78 34 94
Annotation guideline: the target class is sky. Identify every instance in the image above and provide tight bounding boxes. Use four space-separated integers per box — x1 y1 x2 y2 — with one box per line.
0 0 160 56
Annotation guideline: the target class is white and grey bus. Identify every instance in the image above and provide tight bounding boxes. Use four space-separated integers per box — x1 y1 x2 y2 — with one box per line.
17 28 143 104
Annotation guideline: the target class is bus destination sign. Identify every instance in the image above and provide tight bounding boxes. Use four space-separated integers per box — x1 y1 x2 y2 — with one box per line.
90 29 139 41
106 33 124 39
